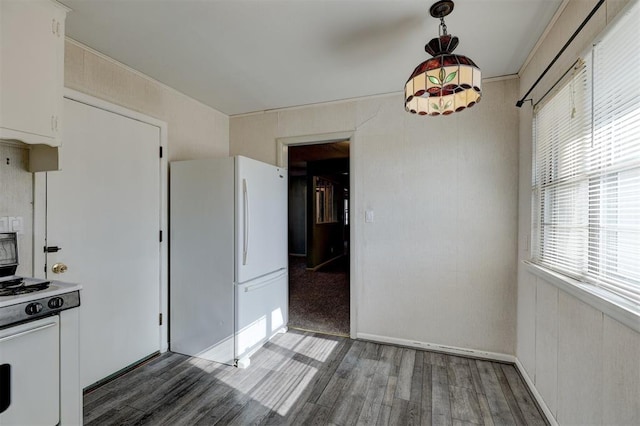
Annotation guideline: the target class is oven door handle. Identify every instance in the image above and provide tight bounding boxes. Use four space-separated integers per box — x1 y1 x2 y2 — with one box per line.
0 322 57 343
0 363 10 414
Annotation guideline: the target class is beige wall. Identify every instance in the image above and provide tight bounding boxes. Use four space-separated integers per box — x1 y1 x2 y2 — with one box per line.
1 39 229 279
64 39 229 161
231 78 520 355
516 0 639 424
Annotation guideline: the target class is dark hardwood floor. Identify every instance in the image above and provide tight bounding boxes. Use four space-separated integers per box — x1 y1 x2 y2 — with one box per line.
84 330 547 425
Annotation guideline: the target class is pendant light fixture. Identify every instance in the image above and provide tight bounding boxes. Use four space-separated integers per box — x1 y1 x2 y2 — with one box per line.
405 0 481 116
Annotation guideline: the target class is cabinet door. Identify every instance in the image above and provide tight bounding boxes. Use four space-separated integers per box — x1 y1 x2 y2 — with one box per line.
0 0 64 145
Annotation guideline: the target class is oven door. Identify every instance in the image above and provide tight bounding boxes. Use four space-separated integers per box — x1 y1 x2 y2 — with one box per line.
0 316 60 426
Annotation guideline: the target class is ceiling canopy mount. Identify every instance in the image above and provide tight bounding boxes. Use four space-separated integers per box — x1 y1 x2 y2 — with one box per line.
429 0 454 19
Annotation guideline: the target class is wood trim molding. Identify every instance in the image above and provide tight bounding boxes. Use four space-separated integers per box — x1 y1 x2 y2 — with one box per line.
277 131 357 339
356 333 516 363
514 358 559 426
357 332 556 425
62 88 169 353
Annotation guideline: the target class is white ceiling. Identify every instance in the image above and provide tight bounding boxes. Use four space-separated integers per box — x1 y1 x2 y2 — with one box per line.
58 0 563 116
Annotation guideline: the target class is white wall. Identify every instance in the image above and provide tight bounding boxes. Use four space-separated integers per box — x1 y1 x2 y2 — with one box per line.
0 144 33 276
231 78 520 356
64 39 229 161
516 0 640 424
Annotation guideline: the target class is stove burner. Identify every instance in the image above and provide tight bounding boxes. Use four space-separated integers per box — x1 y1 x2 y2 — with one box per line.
0 281 51 296
0 277 23 287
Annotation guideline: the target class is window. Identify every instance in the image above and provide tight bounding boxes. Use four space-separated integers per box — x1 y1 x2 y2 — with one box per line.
532 1 640 310
314 177 338 224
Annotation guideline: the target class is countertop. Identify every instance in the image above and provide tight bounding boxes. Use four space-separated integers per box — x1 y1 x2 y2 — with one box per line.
0 280 82 308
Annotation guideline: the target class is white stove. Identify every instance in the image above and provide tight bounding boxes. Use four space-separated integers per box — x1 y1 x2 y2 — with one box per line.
0 279 82 326
0 233 82 425
0 277 81 306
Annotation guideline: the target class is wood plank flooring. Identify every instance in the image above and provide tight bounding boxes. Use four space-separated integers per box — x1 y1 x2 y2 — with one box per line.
84 330 548 425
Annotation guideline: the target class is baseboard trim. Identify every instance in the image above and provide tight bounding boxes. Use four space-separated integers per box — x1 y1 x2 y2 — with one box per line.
289 325 350 338
306 254 345 272
514 358 558 426
83 351 160 394
356 333 555 425
356 333 516 363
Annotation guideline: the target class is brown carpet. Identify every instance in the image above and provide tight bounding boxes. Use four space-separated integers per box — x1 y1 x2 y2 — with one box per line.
288 256 350 336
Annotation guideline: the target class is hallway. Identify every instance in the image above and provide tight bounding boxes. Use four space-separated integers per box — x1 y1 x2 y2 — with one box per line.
288 256 350 336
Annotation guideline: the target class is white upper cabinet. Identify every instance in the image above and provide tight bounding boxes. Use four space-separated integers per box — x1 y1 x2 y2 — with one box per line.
0 0 68 147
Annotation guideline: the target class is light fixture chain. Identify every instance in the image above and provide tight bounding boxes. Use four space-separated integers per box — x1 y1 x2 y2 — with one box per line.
439 17 448 36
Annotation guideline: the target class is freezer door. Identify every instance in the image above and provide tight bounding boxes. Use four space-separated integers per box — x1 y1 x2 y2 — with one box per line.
235 156 288 284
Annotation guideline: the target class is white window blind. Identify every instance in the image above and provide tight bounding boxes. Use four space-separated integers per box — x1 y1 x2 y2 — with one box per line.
533 61 591 278
532 0 640 309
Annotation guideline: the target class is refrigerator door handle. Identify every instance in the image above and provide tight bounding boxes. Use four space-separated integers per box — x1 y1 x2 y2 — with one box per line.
241 269 286 292
243 178 249 265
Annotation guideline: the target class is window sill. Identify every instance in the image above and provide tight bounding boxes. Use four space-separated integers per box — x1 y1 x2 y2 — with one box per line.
522 261 640 334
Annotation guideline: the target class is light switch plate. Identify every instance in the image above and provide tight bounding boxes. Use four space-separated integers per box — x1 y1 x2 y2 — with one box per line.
0 217 8 233
365 210 374 223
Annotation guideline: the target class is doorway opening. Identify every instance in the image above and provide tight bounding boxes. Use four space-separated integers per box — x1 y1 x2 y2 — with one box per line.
287 141 350 336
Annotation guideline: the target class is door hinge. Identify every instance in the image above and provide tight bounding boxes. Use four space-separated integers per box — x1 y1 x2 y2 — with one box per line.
159 313 163 326
159 146 163 158
159 230 163 242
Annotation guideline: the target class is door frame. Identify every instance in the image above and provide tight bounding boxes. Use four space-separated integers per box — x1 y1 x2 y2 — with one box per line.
33 88 169 352
276 131 357 339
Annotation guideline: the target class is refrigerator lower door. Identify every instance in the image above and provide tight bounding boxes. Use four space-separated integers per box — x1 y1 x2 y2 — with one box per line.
235 269 288 364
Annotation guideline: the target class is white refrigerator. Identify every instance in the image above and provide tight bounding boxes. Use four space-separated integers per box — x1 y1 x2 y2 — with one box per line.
170 156 288 366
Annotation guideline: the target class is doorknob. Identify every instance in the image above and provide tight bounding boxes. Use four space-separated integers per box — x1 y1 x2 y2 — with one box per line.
52 263 68 274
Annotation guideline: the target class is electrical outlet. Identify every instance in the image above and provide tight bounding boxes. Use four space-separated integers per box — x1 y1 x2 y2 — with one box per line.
0 217 8 233
9 216 23 234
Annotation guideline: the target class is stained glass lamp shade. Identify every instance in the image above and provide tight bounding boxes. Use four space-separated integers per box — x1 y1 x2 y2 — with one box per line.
405 1 482 116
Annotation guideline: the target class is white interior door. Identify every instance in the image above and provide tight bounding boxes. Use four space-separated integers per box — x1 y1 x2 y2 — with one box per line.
45 98 161 388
